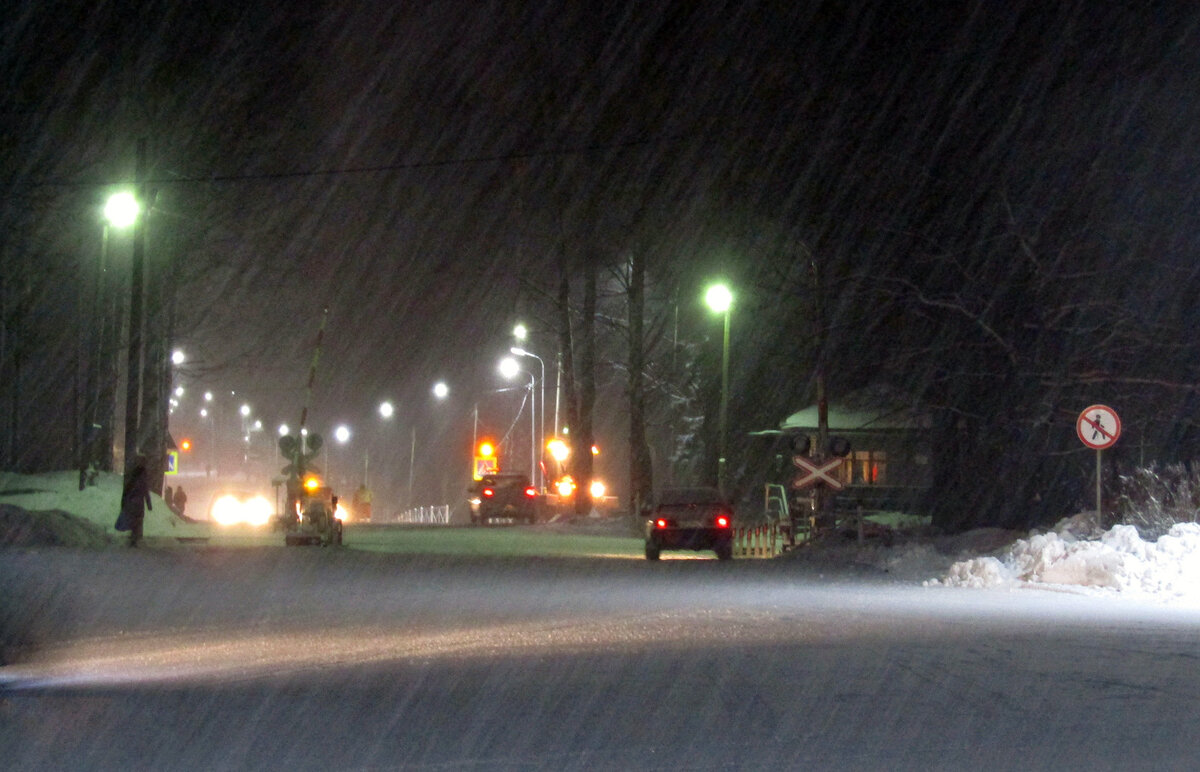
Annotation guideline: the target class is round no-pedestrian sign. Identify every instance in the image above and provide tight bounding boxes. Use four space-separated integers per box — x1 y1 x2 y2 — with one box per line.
1077 405 1121 450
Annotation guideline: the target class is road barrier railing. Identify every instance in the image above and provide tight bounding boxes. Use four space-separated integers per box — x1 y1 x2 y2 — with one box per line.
394 505 451 525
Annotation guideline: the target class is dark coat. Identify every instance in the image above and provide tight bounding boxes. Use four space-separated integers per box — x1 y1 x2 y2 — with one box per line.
115 465 153 532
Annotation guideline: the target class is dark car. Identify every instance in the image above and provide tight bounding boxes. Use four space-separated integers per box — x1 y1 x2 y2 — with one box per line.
644 487 734 560
469 473 538 524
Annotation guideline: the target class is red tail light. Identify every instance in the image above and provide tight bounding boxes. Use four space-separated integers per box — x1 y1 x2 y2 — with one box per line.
524 486 537 498
715 515 730 528
482 488 495 498
655 518 668 529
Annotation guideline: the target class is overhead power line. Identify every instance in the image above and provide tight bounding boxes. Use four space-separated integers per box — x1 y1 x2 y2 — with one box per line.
8 131 698 190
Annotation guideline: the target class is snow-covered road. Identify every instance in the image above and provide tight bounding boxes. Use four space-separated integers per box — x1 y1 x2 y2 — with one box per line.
4 547 1200 769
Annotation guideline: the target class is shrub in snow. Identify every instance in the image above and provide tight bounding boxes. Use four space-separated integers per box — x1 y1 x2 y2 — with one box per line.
1114 464 1200 539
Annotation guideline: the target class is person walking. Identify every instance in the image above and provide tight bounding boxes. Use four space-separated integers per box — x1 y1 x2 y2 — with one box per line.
173 486 188 519
116 456 152 547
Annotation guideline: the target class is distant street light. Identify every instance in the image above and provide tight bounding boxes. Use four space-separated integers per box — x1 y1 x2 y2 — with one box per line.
432 381 449 399
171 349 185 365
500 357 536 482
705 282 733 497
378 401 394 420
513 323 528 341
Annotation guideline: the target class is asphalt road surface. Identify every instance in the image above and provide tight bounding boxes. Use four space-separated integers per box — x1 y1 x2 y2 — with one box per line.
4 543 1200 770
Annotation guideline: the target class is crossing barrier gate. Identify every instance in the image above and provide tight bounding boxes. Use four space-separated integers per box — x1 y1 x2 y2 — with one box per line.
734 523 784 558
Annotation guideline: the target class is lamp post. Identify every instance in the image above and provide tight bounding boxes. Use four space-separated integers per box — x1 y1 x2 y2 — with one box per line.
375 400 395 489
705 283 733 498
510 347 545 490
333 424 351 490
84 191 139 476
499 356 536 482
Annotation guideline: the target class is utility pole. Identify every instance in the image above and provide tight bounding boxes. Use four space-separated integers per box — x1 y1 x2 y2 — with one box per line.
812 250 833 531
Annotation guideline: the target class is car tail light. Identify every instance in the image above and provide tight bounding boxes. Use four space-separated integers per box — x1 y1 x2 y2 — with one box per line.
655 518 669 529
715 515 730 528
524 486 537 498
482 488 495 498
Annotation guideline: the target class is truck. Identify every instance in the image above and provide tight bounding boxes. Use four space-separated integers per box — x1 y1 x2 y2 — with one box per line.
282 479 344 546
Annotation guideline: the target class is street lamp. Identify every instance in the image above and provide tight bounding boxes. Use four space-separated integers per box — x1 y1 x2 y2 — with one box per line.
333 424 351 490
499 356 536 482
407 382 450 507
374 401 395 488
510 347 545 490
705 283 733 497
83 192 140 480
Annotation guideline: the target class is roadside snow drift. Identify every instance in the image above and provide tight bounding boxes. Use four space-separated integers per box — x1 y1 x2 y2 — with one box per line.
932 520 1200 601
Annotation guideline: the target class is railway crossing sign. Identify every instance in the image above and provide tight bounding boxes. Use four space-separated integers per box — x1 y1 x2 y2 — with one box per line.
1077 405 1121 450
792 455 844 490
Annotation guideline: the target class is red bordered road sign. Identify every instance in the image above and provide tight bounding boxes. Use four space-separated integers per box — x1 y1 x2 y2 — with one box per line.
792 456 844 490
1077 405 1121 450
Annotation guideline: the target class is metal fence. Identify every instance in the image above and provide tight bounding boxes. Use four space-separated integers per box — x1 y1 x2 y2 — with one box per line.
393 505 451 525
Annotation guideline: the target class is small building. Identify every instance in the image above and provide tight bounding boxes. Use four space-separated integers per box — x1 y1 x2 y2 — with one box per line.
760 391 933 514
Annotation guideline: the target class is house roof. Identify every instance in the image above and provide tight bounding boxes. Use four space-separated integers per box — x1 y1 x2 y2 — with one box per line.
779 404 929 431
772 385 932 432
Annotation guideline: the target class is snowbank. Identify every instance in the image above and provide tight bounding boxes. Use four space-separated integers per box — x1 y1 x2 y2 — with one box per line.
0 470 211 545
930 517 1200 601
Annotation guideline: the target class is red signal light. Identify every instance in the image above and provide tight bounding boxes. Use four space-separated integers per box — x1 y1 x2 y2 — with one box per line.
716 515 730 528
482 488 495 498
524 486 537 498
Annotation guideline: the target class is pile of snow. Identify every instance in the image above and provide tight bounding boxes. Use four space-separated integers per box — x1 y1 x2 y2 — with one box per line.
930 514 1200 601
0 470 212 545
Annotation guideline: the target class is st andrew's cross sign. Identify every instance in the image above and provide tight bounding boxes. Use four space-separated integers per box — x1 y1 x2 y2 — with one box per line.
792 455 845 490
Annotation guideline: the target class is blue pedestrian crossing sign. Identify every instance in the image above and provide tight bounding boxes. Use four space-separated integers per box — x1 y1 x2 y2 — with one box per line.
165 450 180 475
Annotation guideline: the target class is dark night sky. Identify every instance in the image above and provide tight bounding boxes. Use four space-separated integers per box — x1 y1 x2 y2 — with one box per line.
5 1 1200 520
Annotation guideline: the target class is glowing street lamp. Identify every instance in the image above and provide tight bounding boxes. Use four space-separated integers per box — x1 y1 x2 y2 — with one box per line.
547 438 569 463
705 282 733 497
104 191 140 228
